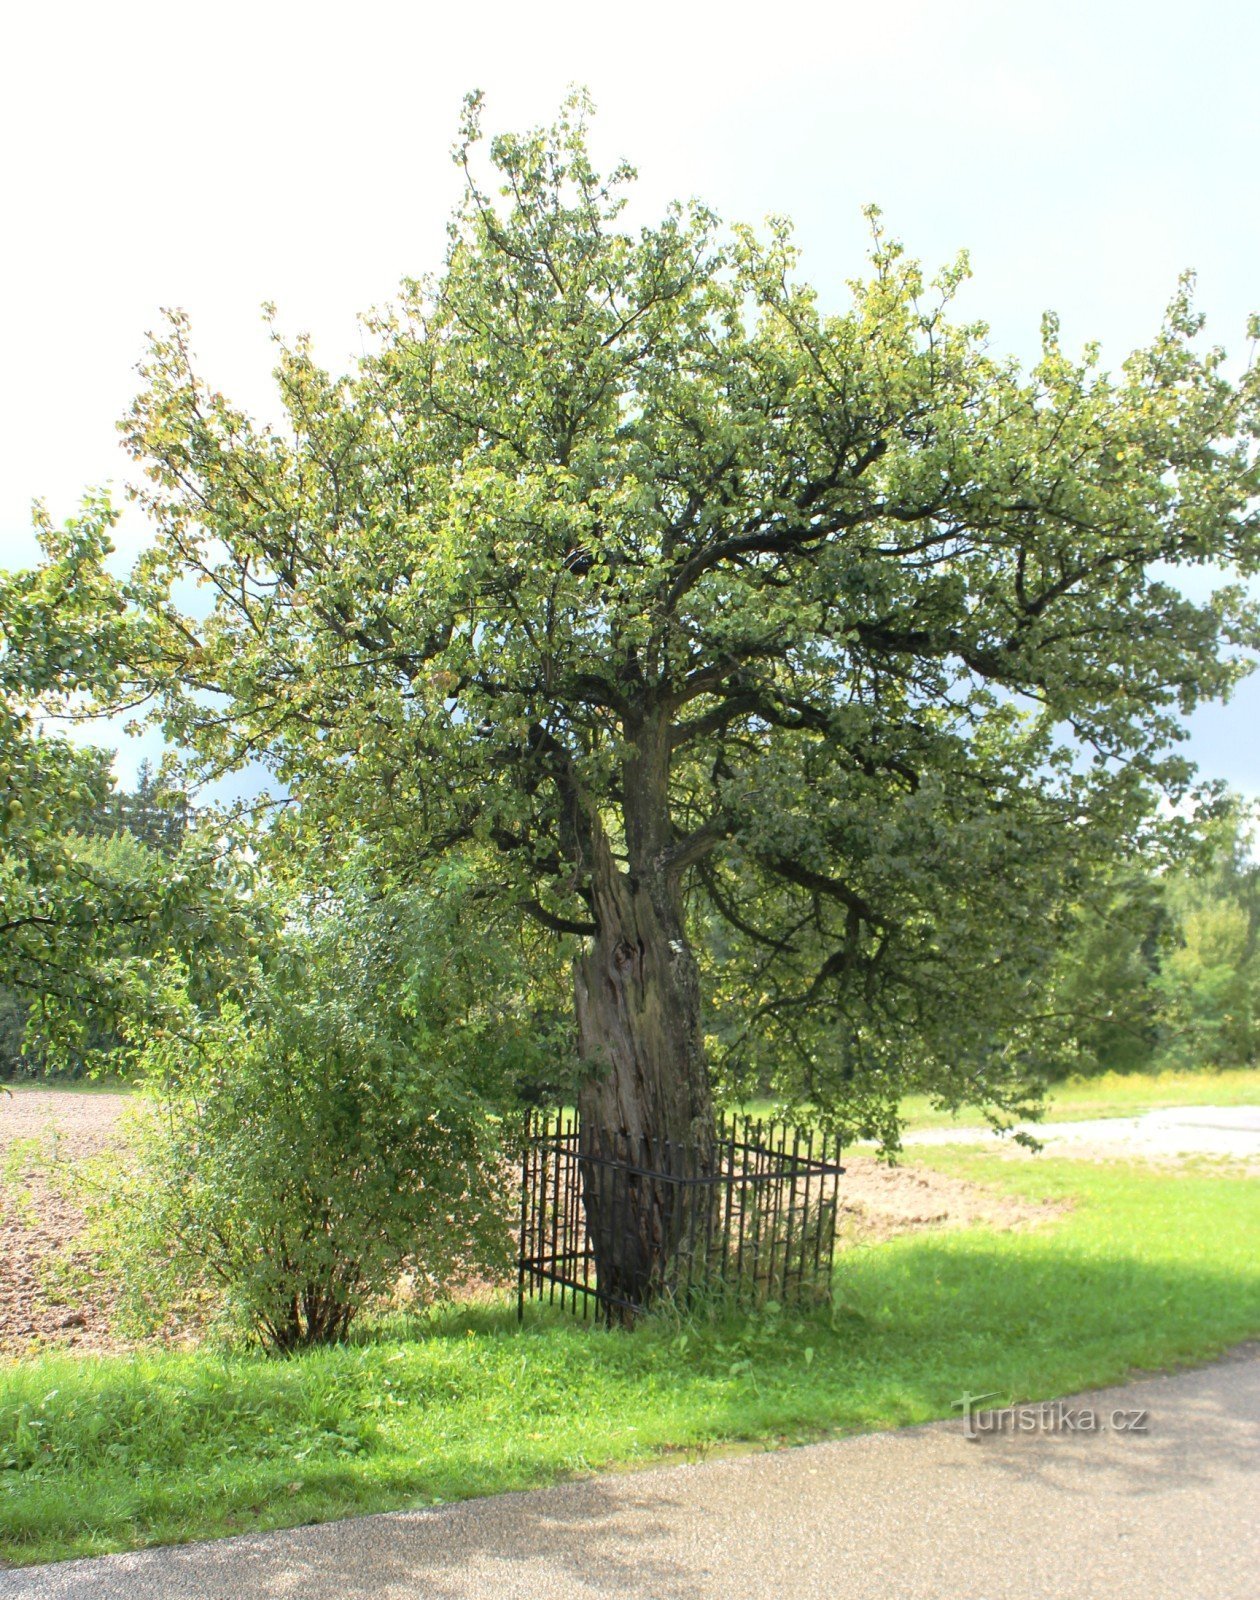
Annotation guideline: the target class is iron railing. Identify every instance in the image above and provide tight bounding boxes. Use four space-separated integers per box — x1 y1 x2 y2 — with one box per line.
517 1111 844 1322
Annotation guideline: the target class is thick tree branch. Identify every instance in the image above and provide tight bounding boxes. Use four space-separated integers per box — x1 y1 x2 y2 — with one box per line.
660 816 727 876
520 899 597 937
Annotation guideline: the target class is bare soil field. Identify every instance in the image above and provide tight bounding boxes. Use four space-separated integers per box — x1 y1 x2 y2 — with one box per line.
0 1087 132 1356
832 1153 1062 1244
0 1087 1058 1360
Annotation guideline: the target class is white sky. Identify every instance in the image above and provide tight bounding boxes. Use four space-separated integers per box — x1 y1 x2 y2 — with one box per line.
1 0 1257 793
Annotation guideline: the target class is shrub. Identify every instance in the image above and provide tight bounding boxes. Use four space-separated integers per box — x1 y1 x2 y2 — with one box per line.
101 875 542 1350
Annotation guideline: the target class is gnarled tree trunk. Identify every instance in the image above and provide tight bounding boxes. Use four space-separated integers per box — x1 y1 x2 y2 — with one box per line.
574 721 715 1318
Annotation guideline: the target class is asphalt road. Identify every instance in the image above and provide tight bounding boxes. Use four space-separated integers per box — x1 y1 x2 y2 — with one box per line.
4 1348 1257 1600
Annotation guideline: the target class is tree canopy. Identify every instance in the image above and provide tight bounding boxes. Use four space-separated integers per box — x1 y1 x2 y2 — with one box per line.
123 93 1260 1146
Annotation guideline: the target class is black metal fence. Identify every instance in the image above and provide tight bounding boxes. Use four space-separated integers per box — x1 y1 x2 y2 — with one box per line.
517 1111 845 1323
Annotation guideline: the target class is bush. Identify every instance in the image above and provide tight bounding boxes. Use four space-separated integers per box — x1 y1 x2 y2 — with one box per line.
101 875 541 1350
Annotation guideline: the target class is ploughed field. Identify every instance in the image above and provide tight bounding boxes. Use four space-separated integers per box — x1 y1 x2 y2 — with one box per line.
0 1089 131 1355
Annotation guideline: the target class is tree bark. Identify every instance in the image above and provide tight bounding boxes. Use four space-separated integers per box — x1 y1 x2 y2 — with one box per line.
574 718 715 1318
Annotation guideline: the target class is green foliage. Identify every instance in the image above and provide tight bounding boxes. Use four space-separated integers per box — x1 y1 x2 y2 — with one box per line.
1156 812 1260 1070
99 867 544 1350
0 987 35 1076
85 758 189 860
1046 805 1260 1077
0 760 195 1080
0 500 254 1069
120 94 1260 1141
4 1151 1258 1565
1039 860 1169 1077
1 499 143 1024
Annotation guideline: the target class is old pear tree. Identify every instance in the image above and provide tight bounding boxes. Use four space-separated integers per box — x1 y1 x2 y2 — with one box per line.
124 96 1259 1291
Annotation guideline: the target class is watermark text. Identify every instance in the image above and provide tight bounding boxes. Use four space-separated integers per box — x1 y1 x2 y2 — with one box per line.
953 1391 1150 1441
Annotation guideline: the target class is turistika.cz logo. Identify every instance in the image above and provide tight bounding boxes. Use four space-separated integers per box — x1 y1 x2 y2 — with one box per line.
953 1392 1150 1441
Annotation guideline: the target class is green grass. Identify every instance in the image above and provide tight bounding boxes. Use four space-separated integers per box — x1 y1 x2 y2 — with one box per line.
2 1149 1257 1568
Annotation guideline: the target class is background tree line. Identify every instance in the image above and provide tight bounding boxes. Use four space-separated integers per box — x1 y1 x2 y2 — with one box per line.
1048 803 1260 1079
0 760 188 1079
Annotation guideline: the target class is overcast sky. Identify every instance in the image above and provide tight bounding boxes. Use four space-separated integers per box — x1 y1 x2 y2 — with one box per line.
1 0 1256 796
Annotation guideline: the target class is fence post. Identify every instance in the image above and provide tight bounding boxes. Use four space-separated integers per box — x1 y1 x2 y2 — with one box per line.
517 1109 531 1323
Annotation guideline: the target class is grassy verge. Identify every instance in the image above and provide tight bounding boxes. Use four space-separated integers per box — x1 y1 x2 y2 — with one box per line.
2 1149 1257 1568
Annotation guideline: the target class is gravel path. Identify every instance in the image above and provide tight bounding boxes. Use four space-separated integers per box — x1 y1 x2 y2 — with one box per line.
903 1104 1260 1162
5 1348 1256 1599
